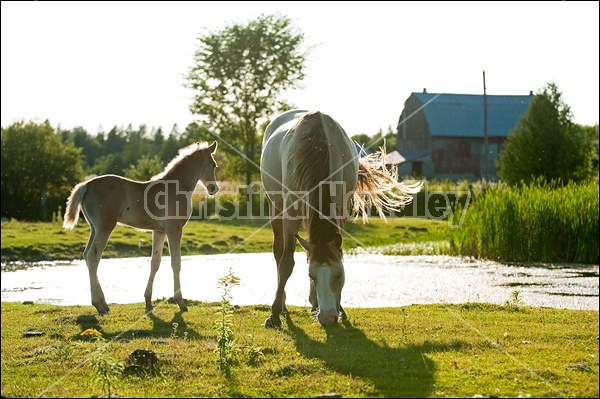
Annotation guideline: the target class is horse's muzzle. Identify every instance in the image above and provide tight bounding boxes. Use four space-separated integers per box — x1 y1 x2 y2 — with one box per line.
317 309 339 326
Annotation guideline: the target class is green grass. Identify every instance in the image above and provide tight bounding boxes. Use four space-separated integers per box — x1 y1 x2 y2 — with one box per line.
1 300 597 398
1 217 451 263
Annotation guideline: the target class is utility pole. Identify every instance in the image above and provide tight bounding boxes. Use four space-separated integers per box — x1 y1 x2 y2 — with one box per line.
483 71 489 180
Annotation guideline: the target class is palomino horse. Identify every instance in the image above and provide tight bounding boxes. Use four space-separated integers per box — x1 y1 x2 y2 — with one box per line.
260 110 422 328
63 141 219 314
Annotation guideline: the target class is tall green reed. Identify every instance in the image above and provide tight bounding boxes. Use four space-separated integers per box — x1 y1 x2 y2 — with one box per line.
449 178 598 263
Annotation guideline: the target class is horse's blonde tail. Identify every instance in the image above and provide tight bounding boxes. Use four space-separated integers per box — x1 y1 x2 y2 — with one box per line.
63 181 88 229
353 146 423 223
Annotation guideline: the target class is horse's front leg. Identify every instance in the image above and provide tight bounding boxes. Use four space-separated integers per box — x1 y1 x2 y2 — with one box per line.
265 219 300 329
265 248 294 329
269 214 288 313
166 225 188 312
144 230 166 313
340 305 348 320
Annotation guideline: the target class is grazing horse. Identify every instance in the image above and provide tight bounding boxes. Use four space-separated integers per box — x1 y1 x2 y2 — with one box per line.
260 110 422 328
62 141 219 314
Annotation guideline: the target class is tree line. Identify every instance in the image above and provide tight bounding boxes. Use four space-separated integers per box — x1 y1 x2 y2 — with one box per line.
0 113 399 222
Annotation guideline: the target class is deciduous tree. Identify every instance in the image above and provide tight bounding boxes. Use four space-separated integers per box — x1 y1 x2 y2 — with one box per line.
1 120 84 221
186 13 310 185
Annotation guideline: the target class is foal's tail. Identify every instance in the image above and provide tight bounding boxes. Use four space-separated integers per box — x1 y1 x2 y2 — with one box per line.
63 181 88 229
353 146 423 223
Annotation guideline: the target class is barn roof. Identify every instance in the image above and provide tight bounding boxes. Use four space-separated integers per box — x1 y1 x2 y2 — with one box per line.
405 92 533 138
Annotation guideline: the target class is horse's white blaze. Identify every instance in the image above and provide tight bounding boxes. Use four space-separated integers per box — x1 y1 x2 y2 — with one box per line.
314 265 342 322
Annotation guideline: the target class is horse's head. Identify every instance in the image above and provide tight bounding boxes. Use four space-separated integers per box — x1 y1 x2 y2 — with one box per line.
201 141 219 195
296 232 345 326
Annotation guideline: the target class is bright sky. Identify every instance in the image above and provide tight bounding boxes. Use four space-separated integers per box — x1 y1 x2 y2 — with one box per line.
1 1 598 137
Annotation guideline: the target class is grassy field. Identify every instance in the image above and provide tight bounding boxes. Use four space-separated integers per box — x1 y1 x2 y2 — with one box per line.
0 217 451 263
2 201 598 398
1 300 598 398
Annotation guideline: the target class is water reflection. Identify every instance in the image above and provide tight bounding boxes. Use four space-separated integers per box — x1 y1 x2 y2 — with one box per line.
2 253 598 311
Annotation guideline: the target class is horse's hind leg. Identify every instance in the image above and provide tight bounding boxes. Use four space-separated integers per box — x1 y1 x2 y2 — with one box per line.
144 230 166 313
83 223 112 314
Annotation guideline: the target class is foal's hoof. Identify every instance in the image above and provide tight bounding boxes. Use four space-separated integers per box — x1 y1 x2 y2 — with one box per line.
262 315 282 329
167 297 188 311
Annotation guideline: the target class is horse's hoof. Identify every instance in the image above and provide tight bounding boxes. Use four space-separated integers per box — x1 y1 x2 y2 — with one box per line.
262 316 274 328
95 306 110 315
340 309 348 320
262 316 281 329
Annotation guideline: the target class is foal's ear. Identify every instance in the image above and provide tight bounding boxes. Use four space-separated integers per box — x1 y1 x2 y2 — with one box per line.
295 234 315 253
208 141 218 153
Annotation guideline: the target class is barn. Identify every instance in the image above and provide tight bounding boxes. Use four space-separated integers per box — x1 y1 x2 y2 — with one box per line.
394 89 533 180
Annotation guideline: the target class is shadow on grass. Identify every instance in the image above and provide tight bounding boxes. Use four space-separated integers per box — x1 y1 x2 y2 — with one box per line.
285 314 468 398
145 308 204 341
69 303 205 342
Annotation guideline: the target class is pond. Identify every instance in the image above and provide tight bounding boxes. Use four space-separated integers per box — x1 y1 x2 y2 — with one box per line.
2 253 598 311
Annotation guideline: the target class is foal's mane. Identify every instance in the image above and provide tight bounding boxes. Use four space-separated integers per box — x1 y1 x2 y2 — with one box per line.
290 111 342 262
151 142 210 181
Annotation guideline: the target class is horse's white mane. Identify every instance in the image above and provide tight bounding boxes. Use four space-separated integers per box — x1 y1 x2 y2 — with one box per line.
353 145 423 223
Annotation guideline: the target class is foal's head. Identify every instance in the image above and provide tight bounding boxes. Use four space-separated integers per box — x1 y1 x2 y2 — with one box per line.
152 141 220 196
198 141 219 195
296 231 345 326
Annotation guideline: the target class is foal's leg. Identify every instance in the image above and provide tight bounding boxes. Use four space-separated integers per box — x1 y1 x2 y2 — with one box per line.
83 222 113 314
144 230 166 313
166 225 188 312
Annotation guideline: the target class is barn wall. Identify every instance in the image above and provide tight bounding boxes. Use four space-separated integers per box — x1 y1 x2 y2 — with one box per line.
397 97 431 153
430 136 506 180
